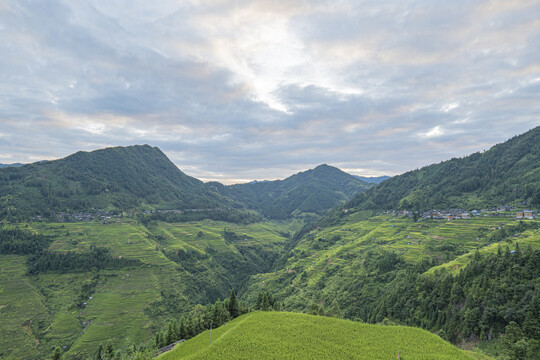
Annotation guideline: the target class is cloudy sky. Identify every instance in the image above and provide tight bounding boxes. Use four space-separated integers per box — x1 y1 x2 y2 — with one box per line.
1 0 539 183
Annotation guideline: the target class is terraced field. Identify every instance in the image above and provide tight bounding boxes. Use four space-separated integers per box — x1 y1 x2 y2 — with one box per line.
243 215 540 309
0 219 296 359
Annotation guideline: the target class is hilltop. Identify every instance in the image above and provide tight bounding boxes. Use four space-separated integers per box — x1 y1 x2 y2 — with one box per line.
348 126 540 211
0 145 233 219
209 164 373 219
159 311 488 360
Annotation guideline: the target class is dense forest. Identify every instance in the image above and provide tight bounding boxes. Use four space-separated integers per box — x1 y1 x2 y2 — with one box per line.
27 245 141 274
0 227 52 255
369 245 540 359
138 209 262 225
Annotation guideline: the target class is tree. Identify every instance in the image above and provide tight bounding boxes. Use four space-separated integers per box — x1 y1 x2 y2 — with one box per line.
261 293 271 311
328 299 342 318
228 290 240 318
179 317 188 339
94 344 103 360
166 321 175 344
105 343 114 359
309 303 320 315
51 347 62 360
256 292 263 310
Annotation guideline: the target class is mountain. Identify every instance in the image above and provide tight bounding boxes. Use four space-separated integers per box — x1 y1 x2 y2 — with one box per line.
159 312 486 360
0 145 232 219
209 164 374 219
348 126 540 211
0 163 24 168
354 175 391 184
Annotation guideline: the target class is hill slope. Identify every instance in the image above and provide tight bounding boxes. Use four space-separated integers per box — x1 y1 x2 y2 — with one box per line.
209 164 373 219
159 312 486 360
0 145 232 219
349 126 540 210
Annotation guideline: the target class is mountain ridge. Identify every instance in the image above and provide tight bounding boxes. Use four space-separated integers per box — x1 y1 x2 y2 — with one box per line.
347 126 540 211
209 164 374 219
0 145 233 219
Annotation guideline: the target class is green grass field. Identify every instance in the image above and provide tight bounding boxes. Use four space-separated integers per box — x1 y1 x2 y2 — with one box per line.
158 311 491 360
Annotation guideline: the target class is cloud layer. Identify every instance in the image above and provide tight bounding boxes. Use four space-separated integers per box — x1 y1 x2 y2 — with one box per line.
1 0 539 183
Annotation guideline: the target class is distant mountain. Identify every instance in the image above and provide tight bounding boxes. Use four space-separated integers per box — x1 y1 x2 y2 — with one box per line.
0 163 24 168
0 145 231 219
354 175 391 184
348 126 540 211
209 164 374 219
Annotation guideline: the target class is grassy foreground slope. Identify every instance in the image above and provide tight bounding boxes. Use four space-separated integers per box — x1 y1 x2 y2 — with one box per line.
159 312 487 360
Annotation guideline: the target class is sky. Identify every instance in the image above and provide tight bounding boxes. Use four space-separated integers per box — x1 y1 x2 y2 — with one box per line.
1 0 539 184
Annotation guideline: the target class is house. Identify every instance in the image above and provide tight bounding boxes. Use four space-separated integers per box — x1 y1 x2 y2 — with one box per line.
524 210 534 220
516 212 524 219
461 213 470 219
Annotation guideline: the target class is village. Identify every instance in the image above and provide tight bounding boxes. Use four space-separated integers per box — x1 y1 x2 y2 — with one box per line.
30 208 227 222
381 207 535 221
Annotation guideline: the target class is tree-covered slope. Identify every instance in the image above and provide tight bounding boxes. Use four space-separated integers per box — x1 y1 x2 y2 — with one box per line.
349 126 540 210
209 164 373 219
159 311 486 360
0 145 232 219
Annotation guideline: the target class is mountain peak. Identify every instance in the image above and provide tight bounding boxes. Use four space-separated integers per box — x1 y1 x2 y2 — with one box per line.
0 145 231 218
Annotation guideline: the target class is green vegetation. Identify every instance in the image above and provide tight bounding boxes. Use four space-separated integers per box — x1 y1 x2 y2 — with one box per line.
210 164 373 219
0 219 295 359
0 145 234 220
0 227 52 254
243 215 540 359
159 311 487 360
1 128 540 359
349 126 540 211
27 245 142 274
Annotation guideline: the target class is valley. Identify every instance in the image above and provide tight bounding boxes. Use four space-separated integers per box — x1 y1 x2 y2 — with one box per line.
0 218 298 359
0 126 539 359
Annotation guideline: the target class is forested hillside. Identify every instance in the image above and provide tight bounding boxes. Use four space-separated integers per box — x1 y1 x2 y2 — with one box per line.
0 145 233 220
348 126 540 211
209 164 373 219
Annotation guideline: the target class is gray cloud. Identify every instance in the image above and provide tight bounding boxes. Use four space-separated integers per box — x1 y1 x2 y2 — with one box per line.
0 0 539 183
